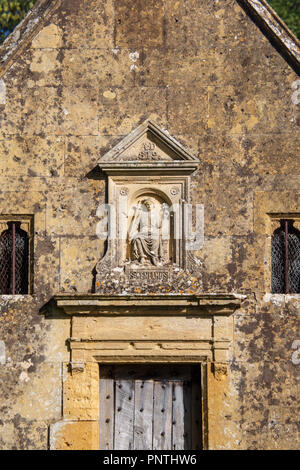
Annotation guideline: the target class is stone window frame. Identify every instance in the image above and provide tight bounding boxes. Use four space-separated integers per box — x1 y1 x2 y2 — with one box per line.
254 191 300 295
0 214 34 295
266 214 300 294
269 214 300 294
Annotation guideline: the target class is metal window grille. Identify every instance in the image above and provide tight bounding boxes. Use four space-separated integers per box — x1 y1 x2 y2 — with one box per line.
271 219 300 294
0 222 29 295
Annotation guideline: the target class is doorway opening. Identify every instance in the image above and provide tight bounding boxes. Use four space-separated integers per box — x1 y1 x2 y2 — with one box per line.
99 364 202 450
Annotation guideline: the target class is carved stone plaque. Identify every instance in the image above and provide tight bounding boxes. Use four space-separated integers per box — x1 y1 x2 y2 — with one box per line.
94 119 202 294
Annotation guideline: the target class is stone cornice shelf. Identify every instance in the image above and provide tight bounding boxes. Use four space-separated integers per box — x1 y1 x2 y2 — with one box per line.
50 293 246 317
98 161 198 176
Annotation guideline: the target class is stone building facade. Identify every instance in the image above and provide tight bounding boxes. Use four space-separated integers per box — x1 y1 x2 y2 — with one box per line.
0 0 299 450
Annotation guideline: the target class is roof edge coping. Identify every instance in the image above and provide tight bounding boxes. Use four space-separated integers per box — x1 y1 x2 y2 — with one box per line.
0 0 61 78
240 0 300 69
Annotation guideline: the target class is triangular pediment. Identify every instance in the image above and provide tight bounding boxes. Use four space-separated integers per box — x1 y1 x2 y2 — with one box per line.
98 120 198 174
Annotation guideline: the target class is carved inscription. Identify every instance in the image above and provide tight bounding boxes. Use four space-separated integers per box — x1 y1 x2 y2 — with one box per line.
129 270 170 282
138 142 158 160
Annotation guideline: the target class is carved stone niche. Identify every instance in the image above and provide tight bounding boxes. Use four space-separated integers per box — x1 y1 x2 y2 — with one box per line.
94 119 201 294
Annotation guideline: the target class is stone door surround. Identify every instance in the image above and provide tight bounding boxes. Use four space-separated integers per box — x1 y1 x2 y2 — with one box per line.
47 293 245 450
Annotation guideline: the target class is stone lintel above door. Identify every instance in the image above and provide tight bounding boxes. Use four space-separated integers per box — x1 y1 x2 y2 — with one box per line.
53 293 244 315
48 293 246 365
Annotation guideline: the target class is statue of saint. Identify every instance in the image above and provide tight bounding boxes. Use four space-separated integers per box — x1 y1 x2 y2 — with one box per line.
128 198 169 266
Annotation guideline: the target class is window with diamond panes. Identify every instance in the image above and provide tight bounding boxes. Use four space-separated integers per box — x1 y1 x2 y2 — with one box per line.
271 219 300 294
0 221 29 295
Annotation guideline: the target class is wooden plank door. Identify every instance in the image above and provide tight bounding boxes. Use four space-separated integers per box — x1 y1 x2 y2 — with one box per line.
152 380 173 450
134 380 154 449
99 365 202 450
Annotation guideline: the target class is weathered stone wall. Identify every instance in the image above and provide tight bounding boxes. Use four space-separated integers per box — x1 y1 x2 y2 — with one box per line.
0 0 299 449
